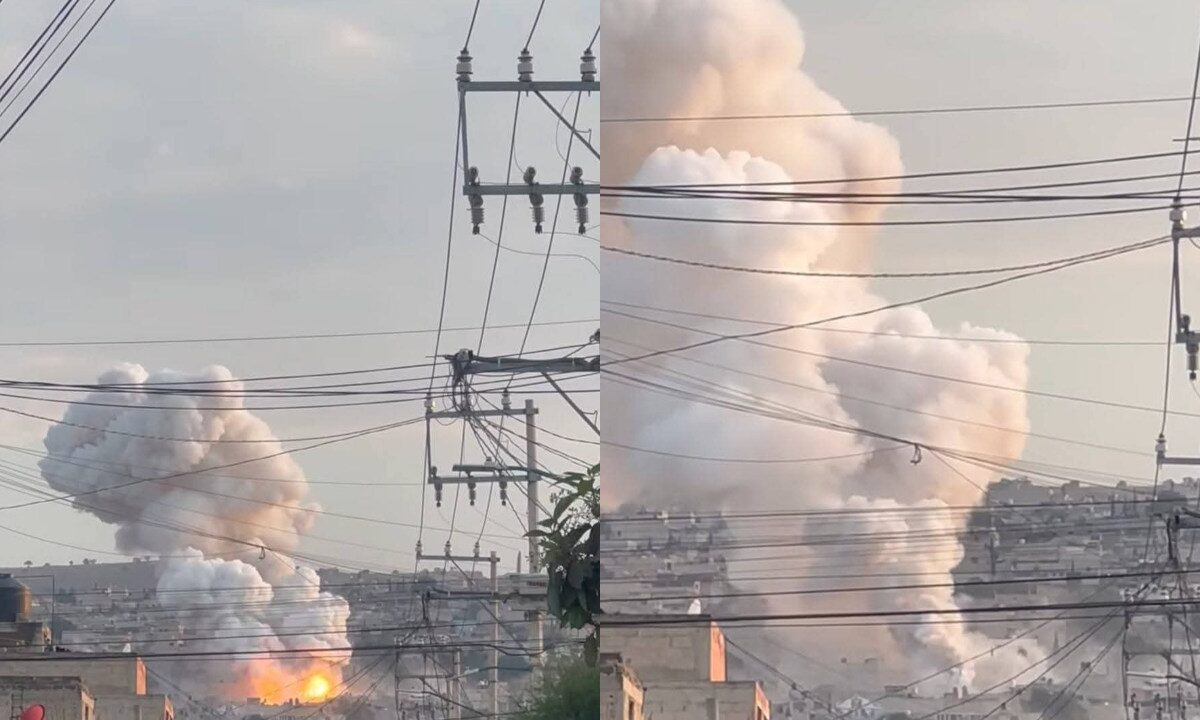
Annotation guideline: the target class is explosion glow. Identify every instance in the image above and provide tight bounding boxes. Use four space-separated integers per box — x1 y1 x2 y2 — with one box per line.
300 674 333 703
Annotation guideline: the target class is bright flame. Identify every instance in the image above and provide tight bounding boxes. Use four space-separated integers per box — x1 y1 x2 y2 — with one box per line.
300 674 332 702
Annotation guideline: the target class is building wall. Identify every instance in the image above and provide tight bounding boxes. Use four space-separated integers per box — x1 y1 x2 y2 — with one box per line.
0 623 51 649
0 563 162 596
0 676 94 720
600 655 644 720
642 680 769 720
603 618 721 682
0 656 146 696
94 694 173 720
710 625 726 682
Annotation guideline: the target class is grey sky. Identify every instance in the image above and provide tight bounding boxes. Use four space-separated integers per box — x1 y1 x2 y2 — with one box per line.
0 1 599 569
786 1 1200 495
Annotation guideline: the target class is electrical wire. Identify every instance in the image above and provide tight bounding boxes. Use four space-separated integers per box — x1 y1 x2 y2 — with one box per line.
605 148 1200 189
0 0 117 148
601 202 1180 227
602 233 1175 278
599 95 1194 124
601 296 1163 347
603 235 1169 366
0 318 596 348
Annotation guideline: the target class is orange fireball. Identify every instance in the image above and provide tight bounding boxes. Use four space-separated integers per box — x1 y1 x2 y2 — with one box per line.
300 673 333 702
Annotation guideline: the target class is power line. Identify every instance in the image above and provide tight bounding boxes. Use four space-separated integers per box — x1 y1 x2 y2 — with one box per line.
475 94 523 353
0 318 596 348
599 95 1193 124
0 0 118 148
605 183 1200 205
603 234 1167 366
602 299 1162 347
810 579 1126 720
1178 20 1200 195
604 148 1200 188
0 416 424 512
604 301 1200 420
461 0 481 49
603 335 1150 457
603 569 1165 604
600 362 1166 495
512 91 585 363
0 0 76 107
601 202 1178 227
523 0 547 50
601 438 904 465
615 167 1200 198
601 596 1194 627
602 234 1176 278
601 497 1168 524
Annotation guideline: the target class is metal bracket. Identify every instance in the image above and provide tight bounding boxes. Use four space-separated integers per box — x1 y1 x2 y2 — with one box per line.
459 80 599 93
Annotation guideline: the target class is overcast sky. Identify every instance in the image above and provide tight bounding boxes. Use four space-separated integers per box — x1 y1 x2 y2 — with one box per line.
0 1 599 569
7 0 1200 570
787 0 1200 493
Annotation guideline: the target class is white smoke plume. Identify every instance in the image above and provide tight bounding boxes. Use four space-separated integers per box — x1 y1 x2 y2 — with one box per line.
602 0 1044 691
39 363 350 702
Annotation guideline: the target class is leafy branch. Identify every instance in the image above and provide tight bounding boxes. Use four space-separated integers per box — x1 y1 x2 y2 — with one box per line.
528 463 600 663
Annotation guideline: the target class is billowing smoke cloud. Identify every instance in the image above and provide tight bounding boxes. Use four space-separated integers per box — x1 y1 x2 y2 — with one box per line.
602 0 1042 691
40 363 349 702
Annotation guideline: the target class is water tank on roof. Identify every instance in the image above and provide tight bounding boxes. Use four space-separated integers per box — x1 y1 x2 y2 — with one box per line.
0 573 32 622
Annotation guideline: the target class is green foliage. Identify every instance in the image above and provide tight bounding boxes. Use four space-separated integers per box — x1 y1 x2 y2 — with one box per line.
515 650 600 720
528 464 600 664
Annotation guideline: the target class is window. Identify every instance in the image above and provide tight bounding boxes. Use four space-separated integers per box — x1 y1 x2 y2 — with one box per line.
628 699 635 719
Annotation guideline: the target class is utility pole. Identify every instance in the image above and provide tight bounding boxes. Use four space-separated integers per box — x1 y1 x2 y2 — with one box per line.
455 37 599 236
1158 200 1200 468
414 543 501 719
434 348 598 572
425 390 544 569
452 649 463 720
413 27 600 716
524 398 540 570
491 550 500 720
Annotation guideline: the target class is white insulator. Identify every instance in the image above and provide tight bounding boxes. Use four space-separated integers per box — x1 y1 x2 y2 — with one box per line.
456 49 473 82
469 194 484 234
517 48 534 82
580 48 597 82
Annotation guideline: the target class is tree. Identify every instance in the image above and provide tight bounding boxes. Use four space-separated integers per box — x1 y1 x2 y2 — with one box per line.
529 464 600 663
514 650 600 720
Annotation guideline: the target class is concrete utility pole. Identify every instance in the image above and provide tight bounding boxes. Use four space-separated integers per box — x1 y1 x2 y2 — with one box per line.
524 399 540 570
452 649 463 720
437 352 600 572
1158 200 1200 468
425 392 544 569
419 31 599 714
414 544 502 719
491 550 500 720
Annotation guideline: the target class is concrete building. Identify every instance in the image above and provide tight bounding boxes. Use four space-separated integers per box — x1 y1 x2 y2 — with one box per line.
93 694 173 720
600 653 644 720
604 614 770 720
603 614 727 683
0 622 52 649
0 676 95 720
0 562 162 596
0 655 147 696
0 653 172 720
641 679 769 720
